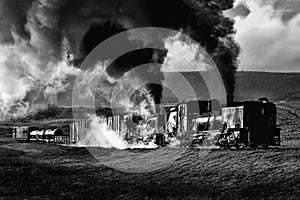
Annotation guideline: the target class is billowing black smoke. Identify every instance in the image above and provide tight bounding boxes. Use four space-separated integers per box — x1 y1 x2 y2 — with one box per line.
59 0 238 102
1 0 238 117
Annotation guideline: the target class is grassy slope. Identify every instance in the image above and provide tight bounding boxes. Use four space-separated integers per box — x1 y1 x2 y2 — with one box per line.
277 102 300 146
163 71 300 102
0 140 299 199
235 72 300 101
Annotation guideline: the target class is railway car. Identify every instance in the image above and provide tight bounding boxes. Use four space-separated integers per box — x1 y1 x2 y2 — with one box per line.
12 126 30 141
28 129 67 142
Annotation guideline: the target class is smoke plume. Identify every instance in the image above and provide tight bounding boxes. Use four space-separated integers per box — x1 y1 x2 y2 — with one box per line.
0 0 237 119
0 0 79 118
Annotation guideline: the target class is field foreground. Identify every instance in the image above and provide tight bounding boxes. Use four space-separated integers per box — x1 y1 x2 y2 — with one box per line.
0 139 299 199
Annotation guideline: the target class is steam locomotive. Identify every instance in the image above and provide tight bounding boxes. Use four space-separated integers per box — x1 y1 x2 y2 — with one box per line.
101 97 280 148
190 98 281 148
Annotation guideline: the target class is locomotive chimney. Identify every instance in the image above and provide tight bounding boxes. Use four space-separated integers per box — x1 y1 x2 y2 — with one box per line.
227 95 234 107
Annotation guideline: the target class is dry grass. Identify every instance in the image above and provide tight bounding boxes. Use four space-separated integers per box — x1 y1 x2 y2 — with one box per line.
0 139 299 199
277 102 300 147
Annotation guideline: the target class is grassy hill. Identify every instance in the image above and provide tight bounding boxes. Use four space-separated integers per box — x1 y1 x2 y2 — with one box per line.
235 71 300 102
162 71 300 102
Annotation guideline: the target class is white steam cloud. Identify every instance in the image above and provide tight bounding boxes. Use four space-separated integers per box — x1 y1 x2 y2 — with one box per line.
0 0 79 118
77 115 157 149
233 0 300 72
0 40 80 118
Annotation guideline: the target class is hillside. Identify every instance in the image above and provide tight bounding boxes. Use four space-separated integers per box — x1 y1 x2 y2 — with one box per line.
162 71 300 102
235 71 300 102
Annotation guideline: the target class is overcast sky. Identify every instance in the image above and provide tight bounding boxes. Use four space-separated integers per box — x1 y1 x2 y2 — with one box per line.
226 0 300 72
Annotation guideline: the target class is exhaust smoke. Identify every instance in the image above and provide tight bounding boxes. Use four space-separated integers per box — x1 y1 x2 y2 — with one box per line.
0 0 238 119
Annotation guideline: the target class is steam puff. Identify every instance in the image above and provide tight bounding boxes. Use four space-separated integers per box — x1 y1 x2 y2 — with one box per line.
0 0 79 118
77 115 157 149
26 0 67 58
234 0 300 72
0 40 79 117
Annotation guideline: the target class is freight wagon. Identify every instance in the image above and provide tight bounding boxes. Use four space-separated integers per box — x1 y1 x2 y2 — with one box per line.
12 121 71 143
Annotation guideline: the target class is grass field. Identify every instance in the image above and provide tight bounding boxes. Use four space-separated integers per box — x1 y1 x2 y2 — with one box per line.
276 102 300 147
0 139 299 199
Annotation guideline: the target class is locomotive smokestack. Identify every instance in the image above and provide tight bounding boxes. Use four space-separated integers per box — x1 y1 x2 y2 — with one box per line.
227 95 234 106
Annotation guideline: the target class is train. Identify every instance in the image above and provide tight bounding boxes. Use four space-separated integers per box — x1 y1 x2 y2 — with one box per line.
12 98 281 149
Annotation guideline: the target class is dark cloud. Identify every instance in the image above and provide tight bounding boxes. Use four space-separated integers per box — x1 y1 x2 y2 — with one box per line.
224 3 250 19
273 0 300 23
0 0 29 44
